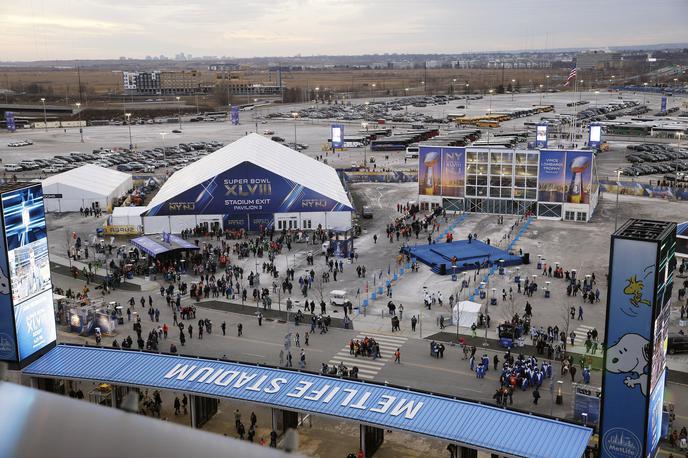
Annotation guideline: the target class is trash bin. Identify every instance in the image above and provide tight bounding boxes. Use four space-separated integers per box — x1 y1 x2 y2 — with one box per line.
545 290 550 298
126 271 134 279
499 267 505 275
490 297 497 305
514 275 521 284
451 274 457 282
479 290 486 300
371 292 377 300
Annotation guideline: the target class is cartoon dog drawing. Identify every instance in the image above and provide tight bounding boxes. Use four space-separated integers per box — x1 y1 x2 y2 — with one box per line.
607 333 650 396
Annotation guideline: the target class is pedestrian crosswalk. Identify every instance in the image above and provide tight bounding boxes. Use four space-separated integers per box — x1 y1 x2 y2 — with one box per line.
572 324 595 347
327 332 408 380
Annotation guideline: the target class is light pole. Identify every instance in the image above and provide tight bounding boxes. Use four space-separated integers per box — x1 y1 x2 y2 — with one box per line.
40 98 47 132
314 87 319 103
594 91 599 108
160 132 169 176
677 133 684 174
370 83 376 101
465 83 470 108
545 74 550 92
291 112 298 147
361 121 368 167
125 113 133 150
488 89 494 114
488 89 494 144
75 102 84 143
254 98 259 132
643 82 648 105
421 80 425 95
511 79 516 101
614 170 622 231
452 78 456 95
404 88 409 112
539 85 544 105
175 96 182 131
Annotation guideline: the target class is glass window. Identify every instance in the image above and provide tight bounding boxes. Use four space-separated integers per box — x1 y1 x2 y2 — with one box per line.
466 174 477 185
477 152 489 163
476 164 489 174
490 176 501 187
466 164 476 174
515 153 528 164
514 188 525 198
467 151 478 163
501 188 512 198
526 166 538 177
502 164 514 176
492 165 503 175
514 177 526 187
476 175 487 186
490 152 501 163
515 165 527 177
476 187 487 197
526 177 538 188
576 212 587 222
466 186 476 196
526 189 537 200
528 152 539 164
501 176 512 187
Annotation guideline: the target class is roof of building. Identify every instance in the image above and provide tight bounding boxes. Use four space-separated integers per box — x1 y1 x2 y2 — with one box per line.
24 345 592 458
145 133 352 211
42 164 131 196
678 221 688 237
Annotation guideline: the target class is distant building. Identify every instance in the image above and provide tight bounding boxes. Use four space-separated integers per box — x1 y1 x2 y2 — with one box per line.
159 70 201 95
576 50 623 70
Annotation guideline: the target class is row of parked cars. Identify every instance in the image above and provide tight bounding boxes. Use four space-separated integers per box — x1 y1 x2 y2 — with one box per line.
4 140 224 174
621 144 688 176
7 139 33 147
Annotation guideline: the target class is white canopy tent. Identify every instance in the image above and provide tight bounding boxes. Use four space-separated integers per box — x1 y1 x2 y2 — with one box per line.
452 300 483 329
42 164 132 213
110 206 147 226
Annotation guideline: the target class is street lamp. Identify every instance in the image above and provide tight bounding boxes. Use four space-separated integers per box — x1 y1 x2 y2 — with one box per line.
539 84 544 105
452 78 457 95
421 80 425 95
614 170 622 231
314 87 320 103
75 102 84 143
677 133 684 174
175 96 182 131
545 74 550 92
291 112 298 147
370 82 376 101
594 90 599 108
465 83 470 107
404 88 409 112
511 79 516 101
488 89 494 114
643 82 649 106
40 98 47 132
254 98 259 132
125 113 133 150
160 132 169 176
488 89 494 144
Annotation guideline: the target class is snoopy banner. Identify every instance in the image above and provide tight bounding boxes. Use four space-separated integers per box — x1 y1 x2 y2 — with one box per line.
600 237 660 458
418 146 442 196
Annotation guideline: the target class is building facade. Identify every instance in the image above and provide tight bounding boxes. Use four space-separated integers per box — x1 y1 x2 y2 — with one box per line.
417 146 599 222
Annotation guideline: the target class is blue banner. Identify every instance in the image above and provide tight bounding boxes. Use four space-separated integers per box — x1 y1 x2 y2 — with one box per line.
660 97 667 113
5 112 16 132
147 162 352 216
600 238 656 458
230 106 240 125
538 150 566 202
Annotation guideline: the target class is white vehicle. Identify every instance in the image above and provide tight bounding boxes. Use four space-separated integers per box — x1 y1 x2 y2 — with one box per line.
405 146 420 159
263 129 275 135
329 290 349 307
4 164 23 172
42 166 62 173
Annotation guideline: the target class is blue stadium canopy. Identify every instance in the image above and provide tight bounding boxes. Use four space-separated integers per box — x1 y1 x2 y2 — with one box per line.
131 235 198 257
24 345 592 458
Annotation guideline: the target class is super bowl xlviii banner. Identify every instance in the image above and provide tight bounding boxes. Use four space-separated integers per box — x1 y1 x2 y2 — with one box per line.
230 106 240 125
5 112 16 133
146 161 353 216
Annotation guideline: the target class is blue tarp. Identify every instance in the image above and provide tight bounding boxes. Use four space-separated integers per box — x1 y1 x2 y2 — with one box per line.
403 240 523 274
24 345 592 458
677 221 688 237
131 235 199 258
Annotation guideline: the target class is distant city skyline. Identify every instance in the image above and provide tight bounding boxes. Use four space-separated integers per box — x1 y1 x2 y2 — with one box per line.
1 0 686 61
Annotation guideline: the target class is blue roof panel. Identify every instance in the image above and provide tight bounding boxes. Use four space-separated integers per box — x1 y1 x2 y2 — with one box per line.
24 346 591 458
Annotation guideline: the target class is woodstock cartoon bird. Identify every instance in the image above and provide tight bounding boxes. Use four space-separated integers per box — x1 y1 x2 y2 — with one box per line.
624 275 650 307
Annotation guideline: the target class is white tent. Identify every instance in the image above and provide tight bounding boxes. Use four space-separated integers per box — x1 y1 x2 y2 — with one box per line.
42 164 132 213
452 300 483 329
142 133 353 234
110 206 147 225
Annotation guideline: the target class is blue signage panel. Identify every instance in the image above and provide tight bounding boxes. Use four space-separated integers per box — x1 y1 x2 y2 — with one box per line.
440 147 465 198
331 124 344 148
146 161 352 217
24 345 593 458
601 238 656 458
0 184 56 364
230 106 240 125
660 97 667 113
538 150 566 202
5 112 16 133
535 124 548 148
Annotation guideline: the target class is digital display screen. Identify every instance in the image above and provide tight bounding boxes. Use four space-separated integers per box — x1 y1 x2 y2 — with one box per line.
2 186 51 304
536 125 547 142
590 125 602 143
331 124 344 148
1 184 55 361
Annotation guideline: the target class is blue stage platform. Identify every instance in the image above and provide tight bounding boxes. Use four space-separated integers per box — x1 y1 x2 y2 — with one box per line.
402 240 523 275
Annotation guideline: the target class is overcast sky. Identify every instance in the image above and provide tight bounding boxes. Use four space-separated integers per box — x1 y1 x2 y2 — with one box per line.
2 0 687 61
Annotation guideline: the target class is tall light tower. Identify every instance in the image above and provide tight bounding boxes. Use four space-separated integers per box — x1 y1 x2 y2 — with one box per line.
75 102 84 143
40 98 47 132
511 79 516 101
175 96 182 131
125 112 133 150
291 112 298 147
160 132 169 176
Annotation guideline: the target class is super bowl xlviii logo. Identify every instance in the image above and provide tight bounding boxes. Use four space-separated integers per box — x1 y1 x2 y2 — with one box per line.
602 428 641 458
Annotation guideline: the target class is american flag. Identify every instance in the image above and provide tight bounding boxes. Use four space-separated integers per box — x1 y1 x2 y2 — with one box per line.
563 68 577 86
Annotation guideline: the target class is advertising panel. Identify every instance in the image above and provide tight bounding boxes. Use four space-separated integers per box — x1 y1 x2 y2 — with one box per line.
0 220 16 362
1 184 56 363
600 238 656 458
589 125 602 149
535 125 548 148
660 97 667 113
5 112 16 132
222 213 248 231
230 106 240 125
146 161 353 216
647 371 666 457
331 124 344 148
565 151 593 204
418 146 442 196
537 150 566 202
440 147 465 197
249 213 274 232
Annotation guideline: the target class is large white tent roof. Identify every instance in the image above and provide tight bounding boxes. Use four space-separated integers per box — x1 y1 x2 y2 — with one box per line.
146 133 352 210
42 164 131 196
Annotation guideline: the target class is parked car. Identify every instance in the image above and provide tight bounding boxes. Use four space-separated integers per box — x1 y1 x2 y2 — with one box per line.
361 206 373 218
263 129 275 135
42 166 62 174
172 129 182 134
271 136 285 142
4 164 23 172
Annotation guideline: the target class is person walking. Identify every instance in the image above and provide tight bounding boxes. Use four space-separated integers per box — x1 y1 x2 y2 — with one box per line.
299 349 306 368
398 304 403 320
279 349 284 366
570 365 577 382
394 348 401 364
287 351 293 367
174 396 181 415
533 387 541 405
578 306 584 321
411 315 417 332
238 323 243 337
258 312 263 326
221 321 226 336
